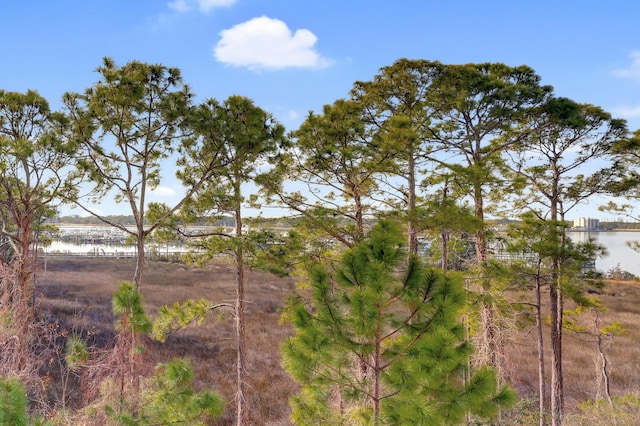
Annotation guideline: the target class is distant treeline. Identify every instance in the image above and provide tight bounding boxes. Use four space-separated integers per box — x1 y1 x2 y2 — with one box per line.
51 214 291 228
54 215 137 225
600 221 640 230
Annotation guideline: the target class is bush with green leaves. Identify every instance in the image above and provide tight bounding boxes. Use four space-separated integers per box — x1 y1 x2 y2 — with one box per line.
282 219 516 425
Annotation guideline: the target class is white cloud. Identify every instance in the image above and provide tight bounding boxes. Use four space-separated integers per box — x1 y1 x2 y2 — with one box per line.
214 16 332 70
198 0 236 12
168 0 191 12
168 0 236 13
613 50 640 80
151 186 178 197
612 104 640 118
288 110 300 121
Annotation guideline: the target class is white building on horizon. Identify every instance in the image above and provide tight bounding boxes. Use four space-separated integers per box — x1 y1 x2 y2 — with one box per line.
573 217 600 230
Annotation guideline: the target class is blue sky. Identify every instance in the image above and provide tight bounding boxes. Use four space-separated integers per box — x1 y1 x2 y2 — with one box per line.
2 1 640 219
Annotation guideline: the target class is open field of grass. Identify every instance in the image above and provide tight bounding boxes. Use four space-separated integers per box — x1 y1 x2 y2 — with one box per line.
34 256 640 424
504 280 640 406
36 256 298 425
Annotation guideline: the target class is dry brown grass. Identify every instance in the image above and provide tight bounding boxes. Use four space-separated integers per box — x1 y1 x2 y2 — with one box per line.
35 256 298 426
504 280 640 414
33 256 640 424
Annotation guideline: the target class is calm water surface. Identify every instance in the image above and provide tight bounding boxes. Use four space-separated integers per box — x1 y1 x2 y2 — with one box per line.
568 231 640 277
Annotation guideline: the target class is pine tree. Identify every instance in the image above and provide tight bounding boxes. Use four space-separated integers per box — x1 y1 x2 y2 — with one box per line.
0 378 27 426
510 97 626 425
111 358 225 426
0 89 75 374
282 219 515 425
176 95 286 425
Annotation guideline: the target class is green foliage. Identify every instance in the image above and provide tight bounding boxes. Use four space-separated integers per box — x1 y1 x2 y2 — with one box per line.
0 378 56 426
606 263 639 281
0 89 76 262
600 321 628 336
0 378 27 426
564 296 629 337
178 95 287 217
426 62 552 220
507 212 606 298
174 95 289 259
245 228 307 277
282 219 515 425
65 333 89 368
269 98 390 248
63 57 192 196
151 298 211 342
61 57 219 288
113 281 151 335
108 359 224 425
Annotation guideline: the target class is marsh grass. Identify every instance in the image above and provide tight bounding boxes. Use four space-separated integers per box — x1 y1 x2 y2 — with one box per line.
503 279 640 423
36 256 297 425
35 257 640 424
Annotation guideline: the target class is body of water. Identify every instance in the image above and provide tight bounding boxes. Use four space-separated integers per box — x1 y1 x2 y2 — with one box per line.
43 240 188 256
42 225 204 257
42 226 640 277
568 230 640 277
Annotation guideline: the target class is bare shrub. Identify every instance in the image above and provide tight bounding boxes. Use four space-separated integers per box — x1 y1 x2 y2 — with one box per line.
0 261 37 381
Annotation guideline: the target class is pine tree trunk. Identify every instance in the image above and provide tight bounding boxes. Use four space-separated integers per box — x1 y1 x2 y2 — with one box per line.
133 232 145 290
407 152 418 255
474 188 487 264
441 230 448 270
535 261 547 426
373 308 382 425
235 248 247 425
474 187 500 371
354 189 364 242
550 290 563 425
550 194 564 426
550 263 563 426
16 219 34 372
234 191 248 426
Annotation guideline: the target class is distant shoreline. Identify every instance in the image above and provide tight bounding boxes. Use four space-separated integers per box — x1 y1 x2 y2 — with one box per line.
568 229 640 232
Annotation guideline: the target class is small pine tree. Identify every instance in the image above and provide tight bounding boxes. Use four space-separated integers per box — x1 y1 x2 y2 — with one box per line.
97 283 224 425
0 378 27 426
282 219 515 425
110 358 225 425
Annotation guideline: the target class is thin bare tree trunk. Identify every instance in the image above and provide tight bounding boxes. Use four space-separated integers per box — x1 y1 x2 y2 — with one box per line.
441 230 449 270
407 152 418 255
535 260 547 426
474 186 501 372
550 260 563 426
441 184 449 270
354 189 364 242
234 191 248 426
133 231 145 290
373 308 382 426
550 195 564 426
235 249 247 425
16 220 34 372
594 311 614 410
